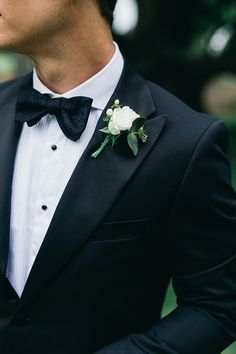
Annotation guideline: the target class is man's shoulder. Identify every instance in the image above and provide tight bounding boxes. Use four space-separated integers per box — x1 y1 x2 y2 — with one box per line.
0 75 25 91
0 73 31 105
146 78 217 130
143 77 228 157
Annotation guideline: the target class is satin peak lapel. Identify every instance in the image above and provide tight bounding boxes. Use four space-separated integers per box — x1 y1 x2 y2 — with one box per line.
17 63 168 310
0 85 24 275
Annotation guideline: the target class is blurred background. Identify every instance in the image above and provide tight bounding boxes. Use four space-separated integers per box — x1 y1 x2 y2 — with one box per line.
0 0 235 352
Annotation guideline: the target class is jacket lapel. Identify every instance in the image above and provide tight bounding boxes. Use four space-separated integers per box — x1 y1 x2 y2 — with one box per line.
0 91 23 275
4 64 167 310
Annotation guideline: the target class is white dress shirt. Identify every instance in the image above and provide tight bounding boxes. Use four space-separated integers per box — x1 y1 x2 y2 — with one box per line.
6 42 124 297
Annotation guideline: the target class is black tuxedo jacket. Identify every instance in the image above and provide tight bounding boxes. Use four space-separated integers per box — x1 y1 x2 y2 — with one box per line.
0 62 235 354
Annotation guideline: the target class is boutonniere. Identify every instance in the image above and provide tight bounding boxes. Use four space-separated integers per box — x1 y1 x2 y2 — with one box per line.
91 100 148 158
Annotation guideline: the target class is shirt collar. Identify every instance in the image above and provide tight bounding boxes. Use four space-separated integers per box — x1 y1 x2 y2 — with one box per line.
33 42 124 110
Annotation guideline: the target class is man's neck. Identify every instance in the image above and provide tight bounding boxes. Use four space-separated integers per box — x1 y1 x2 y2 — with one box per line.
32 40 115 94
30 10 115 94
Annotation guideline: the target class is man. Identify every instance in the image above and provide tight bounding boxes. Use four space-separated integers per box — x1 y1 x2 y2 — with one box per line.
0 0 235 353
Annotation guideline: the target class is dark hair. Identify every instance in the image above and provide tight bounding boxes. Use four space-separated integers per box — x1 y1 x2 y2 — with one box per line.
97 0 118 26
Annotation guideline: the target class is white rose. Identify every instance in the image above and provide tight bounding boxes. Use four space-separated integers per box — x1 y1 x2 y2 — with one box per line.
108 120 120 135
108 106 140 135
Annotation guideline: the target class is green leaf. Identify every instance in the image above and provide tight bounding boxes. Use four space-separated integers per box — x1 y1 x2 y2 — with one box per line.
130 118 146 132
99 127 110 134
127 134 139 156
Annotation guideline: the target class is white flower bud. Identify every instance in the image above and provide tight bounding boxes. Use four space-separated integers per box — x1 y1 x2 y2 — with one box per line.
106 108 113 116
114 99 120 105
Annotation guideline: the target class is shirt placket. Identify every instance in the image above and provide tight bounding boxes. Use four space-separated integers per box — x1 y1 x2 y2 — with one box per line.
26 115 62 276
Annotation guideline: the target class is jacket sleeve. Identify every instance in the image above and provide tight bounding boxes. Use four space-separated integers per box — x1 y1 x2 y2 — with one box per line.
94 119 236 354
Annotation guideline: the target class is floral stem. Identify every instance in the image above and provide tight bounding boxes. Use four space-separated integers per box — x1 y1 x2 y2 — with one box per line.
91 135 111 158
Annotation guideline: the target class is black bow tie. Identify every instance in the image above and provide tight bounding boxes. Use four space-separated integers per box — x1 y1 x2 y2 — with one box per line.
15 85 93 141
